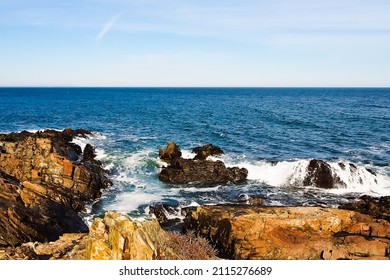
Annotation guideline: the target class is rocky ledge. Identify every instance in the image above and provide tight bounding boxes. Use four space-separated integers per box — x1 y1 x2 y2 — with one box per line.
0 129 111 247
159 142 248 185
183 205 390 260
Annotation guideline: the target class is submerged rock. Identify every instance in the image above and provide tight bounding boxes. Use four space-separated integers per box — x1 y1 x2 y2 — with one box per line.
0 129 111 247
183 205 390 260
192 144 224 160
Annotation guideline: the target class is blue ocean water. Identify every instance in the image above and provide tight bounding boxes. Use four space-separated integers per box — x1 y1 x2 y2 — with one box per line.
1 88 390 220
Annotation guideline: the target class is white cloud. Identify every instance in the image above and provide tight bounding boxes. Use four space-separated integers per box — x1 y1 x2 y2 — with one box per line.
96 12 124 42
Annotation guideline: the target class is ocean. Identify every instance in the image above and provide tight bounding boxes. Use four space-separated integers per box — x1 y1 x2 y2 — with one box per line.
1 87 390 222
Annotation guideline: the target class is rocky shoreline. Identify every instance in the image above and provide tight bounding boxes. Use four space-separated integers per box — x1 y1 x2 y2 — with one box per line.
0 129 111 247
1 133 389 260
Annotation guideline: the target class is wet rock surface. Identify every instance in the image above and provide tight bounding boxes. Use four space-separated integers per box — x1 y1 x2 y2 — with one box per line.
340 195 390 222
0 129 111 247
160 158 248 185
183 205 390 260
192 144 224 160
303 159 342 188
159 142 182 163
159 143 247 185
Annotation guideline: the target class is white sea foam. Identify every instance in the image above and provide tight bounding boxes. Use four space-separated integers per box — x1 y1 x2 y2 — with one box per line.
224 157 390 195
105 191 161 213
181 150 196 159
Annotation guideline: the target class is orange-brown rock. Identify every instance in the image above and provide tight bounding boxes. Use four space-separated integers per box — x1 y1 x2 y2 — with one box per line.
86 211 166 260
86 211 217 260
0 129 111 247
0 233 87 260
159 142 182 163
183 205 390 260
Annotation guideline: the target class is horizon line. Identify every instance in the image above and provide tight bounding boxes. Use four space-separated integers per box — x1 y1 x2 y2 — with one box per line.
1 86 390 89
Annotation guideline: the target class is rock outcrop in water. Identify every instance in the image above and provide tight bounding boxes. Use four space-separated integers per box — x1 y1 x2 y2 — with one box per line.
303 159 342 189
183 205 390 260
159 142 182 163
159 142 247 185
0 129 111 247
192 144 224 160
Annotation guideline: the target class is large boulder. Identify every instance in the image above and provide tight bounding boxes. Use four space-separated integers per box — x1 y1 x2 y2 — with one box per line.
0 129 111 247
183 205 390 260
303 159 341 188
192 144 224 160
159 142 182 163
159 158 248 185
86 211 216 260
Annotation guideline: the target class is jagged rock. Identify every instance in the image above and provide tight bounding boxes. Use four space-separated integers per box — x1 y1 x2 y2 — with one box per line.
0 233 87 260
303 159 342 188
86 211 216 260
159 158 248 185
86 211 163 260
83 143 97 162
192 144 224 160
34 233 87 260
159 142 182 162
340 195 390 222
0 242 39 260
158 142 247 185
149 204 180 224
183 205 390 260
0 129 111 247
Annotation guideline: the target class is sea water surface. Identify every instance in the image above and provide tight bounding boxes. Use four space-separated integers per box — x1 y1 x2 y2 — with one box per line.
1 88 389 222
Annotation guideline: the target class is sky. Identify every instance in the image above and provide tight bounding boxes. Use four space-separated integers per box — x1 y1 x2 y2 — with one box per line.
0 0 390 87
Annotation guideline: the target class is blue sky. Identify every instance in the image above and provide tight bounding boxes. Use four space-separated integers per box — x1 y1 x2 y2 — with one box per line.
1 0 390 86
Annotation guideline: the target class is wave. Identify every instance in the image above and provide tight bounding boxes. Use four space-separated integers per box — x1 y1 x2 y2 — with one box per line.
226 158 390 195
78 138 390 221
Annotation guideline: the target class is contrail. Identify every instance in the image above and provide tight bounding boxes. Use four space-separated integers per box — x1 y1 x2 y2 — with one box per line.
96 13 123 42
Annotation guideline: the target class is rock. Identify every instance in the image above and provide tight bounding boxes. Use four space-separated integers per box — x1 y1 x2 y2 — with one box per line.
159 142 182 162
0 129 111 247
83 143 97 162
0 233 87 260
158 142 247 185
303 159 342 188
192 144 224 160
159 158 248 185
340 195 390 222
183 205 390 260
236 194 265 206
86 211 216 260
365 168 377 176
86 211 163 260
34 233 87 260
149 204 180 224
0 242 39 260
